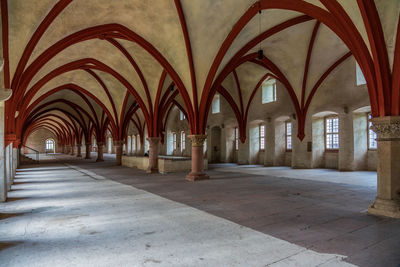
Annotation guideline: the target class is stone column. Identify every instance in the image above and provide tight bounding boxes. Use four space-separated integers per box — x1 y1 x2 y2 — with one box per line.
114 140 123 166
0 102 6 202
85 143 91 159
96 142 104 162
146 137 160 173
368 116 400 218
12 146 18 184
70 145 75 155
238 140 249 165
76 144 82 157
186 134 209 181
292 119 312 168
5 144 11 191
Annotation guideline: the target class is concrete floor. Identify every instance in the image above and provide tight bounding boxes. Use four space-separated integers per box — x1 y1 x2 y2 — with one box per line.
0 154 399 266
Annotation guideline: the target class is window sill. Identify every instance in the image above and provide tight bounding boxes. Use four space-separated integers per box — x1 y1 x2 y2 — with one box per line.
325 149 339 153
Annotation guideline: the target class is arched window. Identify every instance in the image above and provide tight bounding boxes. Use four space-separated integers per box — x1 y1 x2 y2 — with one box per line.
356 62 366 86
259 125 265 150
45 139 55 153
262 79 277 104
180 111 186 120
212 94 220 114
181 131 186 152
235 127 239 150
173 133 177 150
285 121 292 151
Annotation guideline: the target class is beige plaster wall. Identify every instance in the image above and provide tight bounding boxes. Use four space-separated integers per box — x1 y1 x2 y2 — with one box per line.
25 129 58 153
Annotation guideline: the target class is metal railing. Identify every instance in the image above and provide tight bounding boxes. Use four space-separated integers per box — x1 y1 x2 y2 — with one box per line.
21 145 39 162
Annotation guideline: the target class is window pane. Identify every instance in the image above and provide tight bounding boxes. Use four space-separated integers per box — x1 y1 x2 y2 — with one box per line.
212 94 220 114
181 131 185 152
356 62 366 86
235 127 239 150
285 122 292 150
262 79 277 104
368 114 377 149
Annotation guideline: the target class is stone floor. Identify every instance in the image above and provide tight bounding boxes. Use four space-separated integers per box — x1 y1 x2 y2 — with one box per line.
0 154 399 266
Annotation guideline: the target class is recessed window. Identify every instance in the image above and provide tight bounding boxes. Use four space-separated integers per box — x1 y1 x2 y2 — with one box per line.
368 113 377 149
262 79 277 104
212 94 220 114
173 133 177 150
259 125 265 150
235 127 239 151
356 62 366 86
325 116 339 150
285 121 292 151
181 131 186 152
180 111 185 120
46 139 55 150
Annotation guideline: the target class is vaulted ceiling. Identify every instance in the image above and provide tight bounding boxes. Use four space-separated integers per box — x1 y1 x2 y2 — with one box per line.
2 0 399 145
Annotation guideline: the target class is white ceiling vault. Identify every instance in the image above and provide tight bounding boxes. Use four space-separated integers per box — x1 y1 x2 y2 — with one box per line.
2 0 399 143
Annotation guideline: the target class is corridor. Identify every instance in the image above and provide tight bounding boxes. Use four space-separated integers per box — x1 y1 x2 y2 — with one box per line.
0 155 399 266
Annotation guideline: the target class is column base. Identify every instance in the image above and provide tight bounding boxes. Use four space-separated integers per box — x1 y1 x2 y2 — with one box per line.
77 154 82 158
146 167 158 174
368 198 400 219
186 172 209 182
96 158 104 162
85 156 91 159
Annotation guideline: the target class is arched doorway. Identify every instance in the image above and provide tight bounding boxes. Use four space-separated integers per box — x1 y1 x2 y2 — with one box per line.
210 126 221 163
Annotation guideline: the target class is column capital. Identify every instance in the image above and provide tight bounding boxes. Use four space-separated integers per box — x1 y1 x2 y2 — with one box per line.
371 116 400 140
187 134 207 147
97 142 104 146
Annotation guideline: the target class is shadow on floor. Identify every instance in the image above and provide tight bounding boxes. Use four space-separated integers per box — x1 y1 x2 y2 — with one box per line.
0 241 22 251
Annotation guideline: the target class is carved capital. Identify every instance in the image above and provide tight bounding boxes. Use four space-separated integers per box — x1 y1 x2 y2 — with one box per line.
114 140 124 146
187 134 207 147
371 116 400 140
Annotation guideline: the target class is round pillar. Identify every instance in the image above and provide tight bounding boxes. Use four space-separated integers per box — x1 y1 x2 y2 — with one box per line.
76 144 82 157
96 142 104 162
146 137 160 173
85 143 91 159
114 140 123 166
70 145 75 155
186 134 209 181
368 116 400 218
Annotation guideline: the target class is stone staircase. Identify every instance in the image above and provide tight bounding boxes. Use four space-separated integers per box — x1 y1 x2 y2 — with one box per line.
20 154 39 165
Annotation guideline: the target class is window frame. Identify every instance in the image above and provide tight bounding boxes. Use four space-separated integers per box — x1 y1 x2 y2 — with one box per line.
180 131 186 152
235 127 239 151
211 94 220 114
261 79 277 104
367 113 377 150
173 132 177 150
325 115 339 152
180 110 185 121
46 139 55 150
259 124 265 151
285 121 292 152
